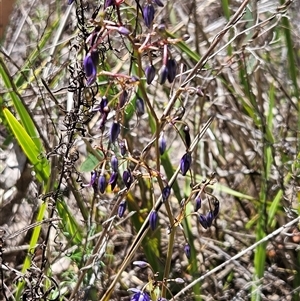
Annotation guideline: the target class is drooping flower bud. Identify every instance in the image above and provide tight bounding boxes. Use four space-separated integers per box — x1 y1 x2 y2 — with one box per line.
183 125 191 149
143 4 155 28
98 174 107 194
199 214 208 229
180 152 192 176
109 121 120 143
162 185 171 202
123 169 132 189
118 200 126 218
111 155 118 172
135 97 145 116
184 243 191 259
117 26 130 36
129 289 150 301
159 65 168 85
194 195 201 212
119 90 128 109
149 210 158 231
145 65 156 85
166 58 177 83
206 211 214 227
213 199 220 218
83 51 99 86
119 140 127 156
99 96 109 114
159 133 167 155
108 172 118 190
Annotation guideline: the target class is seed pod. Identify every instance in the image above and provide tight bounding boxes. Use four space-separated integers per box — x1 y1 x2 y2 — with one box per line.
166 58 177 83
108 172 118 190
183 125 191 149
206 211 214 227
213 199 220 218
149 210 158 231
199 214 208 229
109 121 120 143
123 169 132 189
119 90 128 109
118 200 126 218
98 174 107 194
145 65 156 84
159 65 168 85
180 152 192 176
143 3 155 28
162 185 171 202
111 155 118 172
194 195 201 212
184 243 191 259
159 133 166 155
135 97 145 116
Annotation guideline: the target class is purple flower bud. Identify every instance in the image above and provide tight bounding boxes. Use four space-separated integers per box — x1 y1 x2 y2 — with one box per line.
129 290 150 301
143 4 155 28
162 185 171 202
117 26 130 36
153 0 164 7
99 96 109 114
184 243 191 259
108 172 118 190
159 133 167 155
111 155 118 172
213 199 220 218
183 125 191 149
194 195 201 212
149 210 158 231
199 214 208 229
98 174 107 194
180 152 192 176
123 169 132 189
145 65 156 84
206 211 214 227
159 65 168 85
90 170 97 186
119 140 127 156
135 97 145 116
110 121 120 143
118 200 126 218
133 261 149 268
83 51 99 86
119 90 128 108
166 58 177 83
104 0 114 8
68 0 74 4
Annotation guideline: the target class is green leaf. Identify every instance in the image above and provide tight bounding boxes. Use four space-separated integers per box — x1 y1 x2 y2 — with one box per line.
3 108 50 183
79 151 103 172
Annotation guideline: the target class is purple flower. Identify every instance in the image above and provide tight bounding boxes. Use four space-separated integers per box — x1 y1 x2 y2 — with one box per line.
149 210 158 231
143 4 155 28
117 26 130 36
133 261 149 268
180 152 192 176
194 195 201 212
118 200 126 218
206 211 214 227
123 169 132 189
99 96 109 114
183 125 191 149
162 185 171 202
184 243 191 259
83 51 99 86
111 155 118 172
166 58 177 83
145 65 156 84
199 214 208 229
104 0 114 8
119 90 128 108
98 174 107 194
110 121 120 143
136 97 145 116
129 289 150 301
159 65 168 85
108 172 118 190
68 0 74 4
119 140 127 156
159 133 166 155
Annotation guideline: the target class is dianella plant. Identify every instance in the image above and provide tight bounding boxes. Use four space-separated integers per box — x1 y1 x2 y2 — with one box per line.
1 0 300 300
